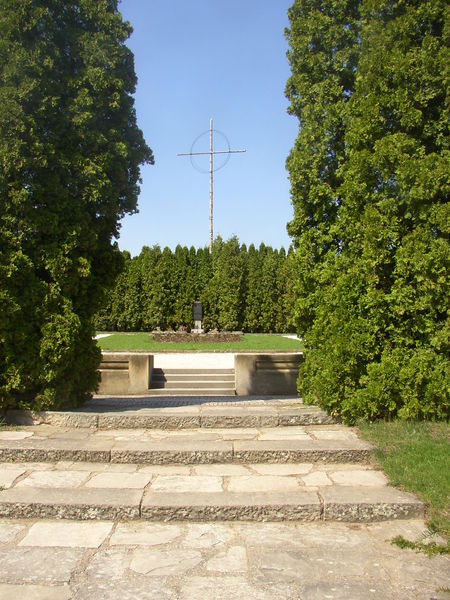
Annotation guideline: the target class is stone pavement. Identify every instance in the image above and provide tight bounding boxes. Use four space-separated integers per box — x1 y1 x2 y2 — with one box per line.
0 518 448 599
0 396 448 598
0 423 423 522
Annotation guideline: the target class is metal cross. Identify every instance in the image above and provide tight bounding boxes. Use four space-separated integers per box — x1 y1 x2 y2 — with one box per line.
177 118 246 253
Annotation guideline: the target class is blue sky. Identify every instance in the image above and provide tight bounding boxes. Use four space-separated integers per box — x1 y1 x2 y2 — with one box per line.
118 0 298 255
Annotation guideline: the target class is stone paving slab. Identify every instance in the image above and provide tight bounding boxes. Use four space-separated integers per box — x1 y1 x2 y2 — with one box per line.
0 460 403 481
0 546 85 584
0 583 72 600
0 459 385 478
14 470 91 488
0 468 27 489
0 425 372 465
19 521 113 547
0 474 425 522
6 397 336 429
0 518 447 599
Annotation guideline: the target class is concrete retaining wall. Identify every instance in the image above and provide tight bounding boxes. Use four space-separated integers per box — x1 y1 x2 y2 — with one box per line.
98 353 153 395
98 352 302 396
235 353 303 396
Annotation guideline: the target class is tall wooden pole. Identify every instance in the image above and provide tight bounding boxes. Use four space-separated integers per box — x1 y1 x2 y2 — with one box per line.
209 118 213 254
177 120 246 254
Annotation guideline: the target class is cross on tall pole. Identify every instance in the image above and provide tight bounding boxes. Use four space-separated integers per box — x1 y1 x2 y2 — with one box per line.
177 118 246 253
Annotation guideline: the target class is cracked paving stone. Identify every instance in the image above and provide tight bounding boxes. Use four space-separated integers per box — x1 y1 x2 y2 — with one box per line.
298 580 401 600
182 523 234 548
0 583 72 600
0 522 27 544
15 470 89 488
328 469 388 486
250 549 314 583
110 522 183 546
179 577 301 600
301 471 333 486
249 463 312 476
149 475 223 493
206 545 247 572
0 547 84 584
0 431 34 440
85 472 152 489
73 579 174 600
130 548 202 577
19 521 113 548
0 468 27 489
227 475 301 493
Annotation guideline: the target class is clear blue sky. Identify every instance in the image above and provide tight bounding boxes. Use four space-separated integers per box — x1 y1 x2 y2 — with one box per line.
117 0 298 255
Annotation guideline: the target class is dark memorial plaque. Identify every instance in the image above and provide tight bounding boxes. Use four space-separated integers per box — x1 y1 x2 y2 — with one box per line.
192 301 203 321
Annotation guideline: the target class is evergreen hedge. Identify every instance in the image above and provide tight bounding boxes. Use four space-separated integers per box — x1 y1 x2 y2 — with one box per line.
93 237 297 335
0 1 153 410
286 0 449 423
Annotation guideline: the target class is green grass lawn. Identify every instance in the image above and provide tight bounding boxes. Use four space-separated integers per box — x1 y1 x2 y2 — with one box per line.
97 332 303 352
359 420 450 542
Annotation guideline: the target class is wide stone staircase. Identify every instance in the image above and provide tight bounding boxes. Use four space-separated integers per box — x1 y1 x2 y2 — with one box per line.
148 368 236 396
0 398 424 523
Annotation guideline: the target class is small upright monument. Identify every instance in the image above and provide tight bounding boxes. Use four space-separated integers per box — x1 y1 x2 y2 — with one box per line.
192 301 204 333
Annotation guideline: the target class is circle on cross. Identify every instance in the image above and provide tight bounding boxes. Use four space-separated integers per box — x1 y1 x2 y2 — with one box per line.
177 119 246 253
189 127 231 173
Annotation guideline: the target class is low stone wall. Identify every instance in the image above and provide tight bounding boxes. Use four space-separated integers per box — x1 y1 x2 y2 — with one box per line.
98 353 153 395
97 351 302 396
235 353 303 396
152 331 243 344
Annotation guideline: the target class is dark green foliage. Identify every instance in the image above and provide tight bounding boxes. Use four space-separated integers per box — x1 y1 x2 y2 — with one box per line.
202 237 245 331
243 244 266 332
285 0 360 332
0 1 153 410
93 238 295 334
260 248 282 333
173 245 197 327
286 0 449 422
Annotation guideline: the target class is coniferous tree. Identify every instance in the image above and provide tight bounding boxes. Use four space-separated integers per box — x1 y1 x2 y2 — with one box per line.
152 247 176 329
259 248 279 332
94 239 298 334
287 0 449 421
203 237 245 331
118 256 143 331
275 247 289 332
173 245 197 328
93 250 132 331
140 245 162 331
282 247 298 333
0 0 153 409
243 244 264 332
285 0 360 336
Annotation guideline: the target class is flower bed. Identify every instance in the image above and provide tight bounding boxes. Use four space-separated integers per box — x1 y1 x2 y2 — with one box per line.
152 331 243 344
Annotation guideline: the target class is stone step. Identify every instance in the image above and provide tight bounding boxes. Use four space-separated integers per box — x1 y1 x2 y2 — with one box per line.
150 380 235 390
146 388 237 396
0 462 424 522
152 368 235 375
0 426 373 465
151 374 236 383
7 403 337 429
149 367 236 395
